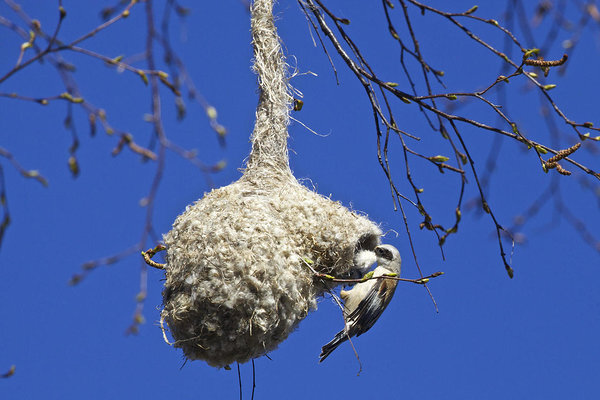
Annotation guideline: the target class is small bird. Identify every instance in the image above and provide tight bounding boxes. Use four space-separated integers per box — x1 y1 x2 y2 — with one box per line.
319 244 401 362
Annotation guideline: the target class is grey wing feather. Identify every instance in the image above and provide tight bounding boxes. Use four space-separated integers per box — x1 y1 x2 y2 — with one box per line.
347 279 396 336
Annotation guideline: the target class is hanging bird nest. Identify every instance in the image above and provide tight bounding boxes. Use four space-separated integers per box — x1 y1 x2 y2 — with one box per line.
160 0 381 368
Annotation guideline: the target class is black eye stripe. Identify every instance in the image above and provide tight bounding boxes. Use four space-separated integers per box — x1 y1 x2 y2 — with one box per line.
376 247 393 260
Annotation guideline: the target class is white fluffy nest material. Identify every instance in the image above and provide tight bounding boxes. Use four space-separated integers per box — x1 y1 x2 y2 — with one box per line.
160 0 381 368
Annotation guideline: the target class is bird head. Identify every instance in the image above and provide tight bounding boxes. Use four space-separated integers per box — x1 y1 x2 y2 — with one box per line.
374 244 401 272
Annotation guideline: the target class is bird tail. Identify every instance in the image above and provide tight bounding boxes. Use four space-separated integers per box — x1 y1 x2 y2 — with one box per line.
319 329 348 363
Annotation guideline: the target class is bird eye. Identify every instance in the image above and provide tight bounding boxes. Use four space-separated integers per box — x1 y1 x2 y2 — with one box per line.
375 246 393 260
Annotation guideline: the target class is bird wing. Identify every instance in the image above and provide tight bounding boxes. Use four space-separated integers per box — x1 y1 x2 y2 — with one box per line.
347 273 397 336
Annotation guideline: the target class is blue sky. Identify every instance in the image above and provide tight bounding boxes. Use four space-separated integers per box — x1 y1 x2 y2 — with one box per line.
1 1 599 399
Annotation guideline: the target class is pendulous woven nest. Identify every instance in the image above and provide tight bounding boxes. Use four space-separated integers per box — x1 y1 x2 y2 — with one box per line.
160 0 381 368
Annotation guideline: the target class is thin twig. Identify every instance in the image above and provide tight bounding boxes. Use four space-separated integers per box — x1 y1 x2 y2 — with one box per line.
1 365 16 379
141 244 166 269
237 363 242 400
251 359 256 400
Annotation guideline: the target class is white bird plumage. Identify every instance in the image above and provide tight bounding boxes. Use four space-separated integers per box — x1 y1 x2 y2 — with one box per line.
353 249 377 273
319 244 401 362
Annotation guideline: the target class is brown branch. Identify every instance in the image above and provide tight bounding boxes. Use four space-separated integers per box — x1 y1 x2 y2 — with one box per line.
309 266 444 285
1 365 16 379
0 165 10 251
69 244 141 286
305 0 599 179
0 1 229 336
0 146 48 187
141 244 166 269
111 133 158 160
0 0 138 85
301 0 598 282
